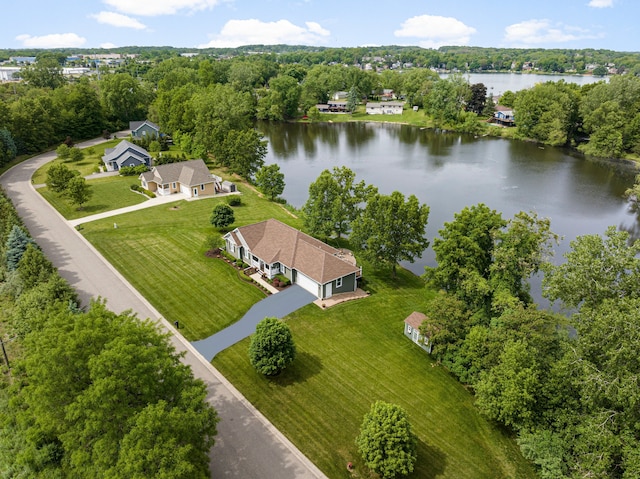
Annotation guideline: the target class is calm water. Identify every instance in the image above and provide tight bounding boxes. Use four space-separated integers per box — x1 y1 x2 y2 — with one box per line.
258 121 638 284
440 72 607 96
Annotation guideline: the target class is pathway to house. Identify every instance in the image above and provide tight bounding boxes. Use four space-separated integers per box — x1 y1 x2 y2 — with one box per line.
0 134 327 479
193 285 316 361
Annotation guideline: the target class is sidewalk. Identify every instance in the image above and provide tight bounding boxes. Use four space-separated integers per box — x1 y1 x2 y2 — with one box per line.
69 193 185 226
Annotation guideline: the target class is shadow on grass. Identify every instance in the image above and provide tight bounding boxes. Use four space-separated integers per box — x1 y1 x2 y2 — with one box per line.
80 204 109 214
273 351 323 387
413 436 447 479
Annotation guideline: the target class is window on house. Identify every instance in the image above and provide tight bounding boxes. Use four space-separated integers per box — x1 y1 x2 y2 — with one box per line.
407 325 412 333
172 182 176 189
336 277 343 288
201 184 205 191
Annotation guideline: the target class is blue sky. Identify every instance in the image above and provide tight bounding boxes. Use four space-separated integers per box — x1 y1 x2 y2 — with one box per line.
4 0 638 51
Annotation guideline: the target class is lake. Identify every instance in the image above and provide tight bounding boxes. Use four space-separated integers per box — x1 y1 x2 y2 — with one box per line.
440 72 607 96
258 121 638 290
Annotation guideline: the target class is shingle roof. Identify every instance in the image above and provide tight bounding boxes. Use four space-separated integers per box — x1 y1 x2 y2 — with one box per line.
129 119 160 132
231 219 360 284
404 311 427 329
102 140 150 164
141 159 214 187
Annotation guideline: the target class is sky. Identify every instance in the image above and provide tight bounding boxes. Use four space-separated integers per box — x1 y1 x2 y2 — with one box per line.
3 0 639 52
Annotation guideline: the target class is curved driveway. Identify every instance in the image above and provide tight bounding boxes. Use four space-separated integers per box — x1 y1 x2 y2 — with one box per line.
0 137 326 479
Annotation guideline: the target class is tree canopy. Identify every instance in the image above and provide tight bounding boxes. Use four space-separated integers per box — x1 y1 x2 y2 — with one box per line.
249 317 296 376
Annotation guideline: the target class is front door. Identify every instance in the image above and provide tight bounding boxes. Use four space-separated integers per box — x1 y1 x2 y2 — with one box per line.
325 282 332 298
193 188 198 197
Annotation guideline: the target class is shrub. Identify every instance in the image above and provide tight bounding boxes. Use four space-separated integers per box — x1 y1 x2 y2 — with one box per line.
210 204 235 230
120 165 149 176
226 196 242 207
249 317 296 376
275 274 291 286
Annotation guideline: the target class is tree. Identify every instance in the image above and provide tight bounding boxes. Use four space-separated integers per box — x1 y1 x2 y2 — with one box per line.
46 163 77 194
346 85 359 113
350 191 429 277
64 176 92 209
20 57 65 89
542 226 640 310
209 204 235 230
18 243 54 290
592 65 608 77
249 317 296 376
5 225 35 271
467 83 487 115
56 144 71 160
0 128 17 166
426 204 506 310
255 164 285 200
303 167 373 240
19 300 218 477
221 129 267 179
68 147 84 162
355 401 417 479
100 73 151 128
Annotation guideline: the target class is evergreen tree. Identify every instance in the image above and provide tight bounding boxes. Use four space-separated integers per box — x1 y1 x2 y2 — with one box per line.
5 225 34 271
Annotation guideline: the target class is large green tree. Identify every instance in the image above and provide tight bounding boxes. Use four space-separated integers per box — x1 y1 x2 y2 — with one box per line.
355 401 417 479
249 317 296 376
255 164 285 200
46 163 78 194
100 73 151 128
351 191 429 277
64 176 92 209
303 167 373 240
18 300 218 478
210 203 235 230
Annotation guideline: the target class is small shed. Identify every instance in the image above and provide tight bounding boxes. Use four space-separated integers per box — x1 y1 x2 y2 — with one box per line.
221 180 236 193
403 312 431 353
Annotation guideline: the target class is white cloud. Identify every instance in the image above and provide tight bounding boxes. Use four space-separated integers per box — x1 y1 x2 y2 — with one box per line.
503 19 601 45
103 0 220 16
198 19 330 48
15 33 86 48
90 11 147 29
588 0 613 7
394 14 476 49
100 42 118 49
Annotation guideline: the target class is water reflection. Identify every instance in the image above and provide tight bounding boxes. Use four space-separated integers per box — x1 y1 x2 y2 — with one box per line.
257 122 640 275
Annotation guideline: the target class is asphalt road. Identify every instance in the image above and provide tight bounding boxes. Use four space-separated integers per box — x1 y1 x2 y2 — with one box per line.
0 136 326 479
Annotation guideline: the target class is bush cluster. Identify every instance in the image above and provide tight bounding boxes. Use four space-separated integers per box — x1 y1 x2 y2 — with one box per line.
119 164 149 176
226 196 242 206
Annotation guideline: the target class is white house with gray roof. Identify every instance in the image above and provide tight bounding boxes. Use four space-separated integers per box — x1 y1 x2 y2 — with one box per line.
139 159 227 198
102 140 151 172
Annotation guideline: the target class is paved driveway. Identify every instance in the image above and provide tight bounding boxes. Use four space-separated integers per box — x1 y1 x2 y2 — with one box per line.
193 285 316 361
0 137 326 479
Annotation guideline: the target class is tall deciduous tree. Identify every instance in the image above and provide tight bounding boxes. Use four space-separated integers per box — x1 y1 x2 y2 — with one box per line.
249 317 296 376
355 401 417 479
255 164 285 200
64 176 92 209
351 191 429 277
100 73 151 128
46 163 78 194
303 167 373 240
221 129 267 179
542 226 640 310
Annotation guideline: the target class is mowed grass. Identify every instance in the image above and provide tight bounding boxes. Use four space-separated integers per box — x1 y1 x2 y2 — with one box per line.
37 175 147 219
80 183 303 340
213 266 536 479
79 176 535 478
32 139 121 184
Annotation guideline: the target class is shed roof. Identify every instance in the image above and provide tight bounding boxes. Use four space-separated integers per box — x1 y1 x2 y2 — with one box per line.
404 311 427 329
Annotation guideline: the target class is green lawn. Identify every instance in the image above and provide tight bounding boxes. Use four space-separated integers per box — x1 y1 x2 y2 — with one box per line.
213 266 536 479
32 139 121 184
37 176 147 220
80 183 303 340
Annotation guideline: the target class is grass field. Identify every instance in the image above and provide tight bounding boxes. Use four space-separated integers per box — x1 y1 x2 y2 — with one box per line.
212 266 535 479
37 175 148 220
78 174 536 478
80 182 303 340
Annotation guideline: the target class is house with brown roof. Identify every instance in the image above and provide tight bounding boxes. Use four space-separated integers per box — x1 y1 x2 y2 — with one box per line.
139 159 226 199
403 312 432 353
223 219 362 300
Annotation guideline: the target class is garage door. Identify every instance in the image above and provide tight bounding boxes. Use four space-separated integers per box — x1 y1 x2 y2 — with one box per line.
295 271 319 298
